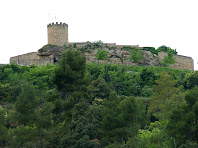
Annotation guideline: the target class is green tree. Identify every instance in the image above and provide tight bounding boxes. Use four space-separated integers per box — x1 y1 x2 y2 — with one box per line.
148 72 185 120
140 68 156 87
13 81 55 147
167 87 198 147
0 106 7 148
157 45 177 54
35 102 55 148
22 64 55 91
93 40 103 48
101 95 148 146
61 102 100 148
15 81 39 125
161 49 176 67
183 71 198 89
0 83 10 102
52 49 87 98
95 49 108 60
134 121 173 148
11 82 39 147
88 77 111 100
129 49 143 63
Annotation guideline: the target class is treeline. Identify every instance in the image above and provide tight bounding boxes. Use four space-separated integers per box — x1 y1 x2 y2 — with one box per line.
0 50 198 148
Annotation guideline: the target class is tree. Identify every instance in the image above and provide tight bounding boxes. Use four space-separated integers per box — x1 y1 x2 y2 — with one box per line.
140 68 156 87
0 83 10 102
15 81 39 125
93 40 103 48
22 64 55 91
95 49 108 60
0 106 7 148
52 49 87 98
148 72 185 120
13 81 55 147
129 49 143 63
61 102 100 148
161 49 176 67
183 71 198 89
12 81 39 147
134 121 173 148
101 95 148 146
157 45 177 54
88 77 111 100
167 87 198 147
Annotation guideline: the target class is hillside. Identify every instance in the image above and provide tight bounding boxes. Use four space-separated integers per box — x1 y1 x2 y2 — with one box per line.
1 50 198 147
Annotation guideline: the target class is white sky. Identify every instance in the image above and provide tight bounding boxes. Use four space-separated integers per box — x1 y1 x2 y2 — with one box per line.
0 0 198 69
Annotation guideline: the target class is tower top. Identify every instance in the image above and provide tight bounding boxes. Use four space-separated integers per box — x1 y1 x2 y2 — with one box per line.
47 22 68 27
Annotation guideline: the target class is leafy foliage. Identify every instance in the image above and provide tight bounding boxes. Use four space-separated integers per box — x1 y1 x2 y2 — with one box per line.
142 47 158 55
0 55 195 147
129 49 143 63
134 121 173 148
167 87 198 147
148 72 185 120
183 71 198 89
38 44 58 52
95 49 108 60
157 45 178 54
161 49 176 67
52 49 87 98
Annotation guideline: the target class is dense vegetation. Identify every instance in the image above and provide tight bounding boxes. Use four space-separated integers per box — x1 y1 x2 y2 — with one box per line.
0 49 197 148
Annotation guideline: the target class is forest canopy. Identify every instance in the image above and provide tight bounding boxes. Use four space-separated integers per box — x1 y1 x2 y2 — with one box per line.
0 49 197 148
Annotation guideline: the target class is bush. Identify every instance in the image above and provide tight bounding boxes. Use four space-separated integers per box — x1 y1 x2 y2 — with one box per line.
142 47 158 55
157 45 177 54
95 49 108 60
129 49 143 63
93 40 103 48
73 43 77 48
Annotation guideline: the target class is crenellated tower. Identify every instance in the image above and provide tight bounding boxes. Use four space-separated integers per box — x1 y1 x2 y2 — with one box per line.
47 22 68 46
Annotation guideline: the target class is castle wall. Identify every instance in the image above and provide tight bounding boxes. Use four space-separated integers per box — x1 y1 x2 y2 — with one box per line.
10 52 54 66
10 46 194 71
67 42 139 49
67 42 117 48
48 22 68 46
158 52 194 70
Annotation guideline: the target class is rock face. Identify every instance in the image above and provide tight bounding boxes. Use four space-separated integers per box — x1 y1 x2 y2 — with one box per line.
141 51 159 66
10 42 194 71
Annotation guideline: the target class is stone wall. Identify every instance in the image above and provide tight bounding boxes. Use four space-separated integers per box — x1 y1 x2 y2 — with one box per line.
10 52 54 66
67 42 139 49
10 42 194 71
158 52 194 70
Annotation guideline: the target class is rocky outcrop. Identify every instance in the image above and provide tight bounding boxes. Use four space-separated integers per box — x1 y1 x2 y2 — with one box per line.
140 51 159 66
10 42 194 70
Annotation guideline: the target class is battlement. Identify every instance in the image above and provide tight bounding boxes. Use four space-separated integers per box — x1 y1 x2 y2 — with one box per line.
47 22 68 27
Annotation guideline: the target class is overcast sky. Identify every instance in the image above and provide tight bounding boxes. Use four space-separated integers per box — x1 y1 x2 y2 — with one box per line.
0 0 198 69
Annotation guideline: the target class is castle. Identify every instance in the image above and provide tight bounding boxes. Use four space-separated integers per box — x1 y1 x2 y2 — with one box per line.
10 22 194 71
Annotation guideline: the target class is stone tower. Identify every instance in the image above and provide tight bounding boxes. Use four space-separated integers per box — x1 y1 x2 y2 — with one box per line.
47 22 68 46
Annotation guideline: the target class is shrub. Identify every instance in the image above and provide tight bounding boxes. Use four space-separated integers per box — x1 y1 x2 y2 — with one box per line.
157 45 177 54
129 49 143 63
73 43 77 48
95 49 108 60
